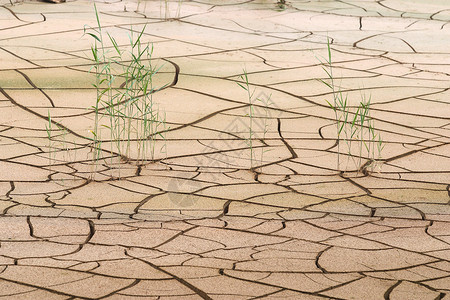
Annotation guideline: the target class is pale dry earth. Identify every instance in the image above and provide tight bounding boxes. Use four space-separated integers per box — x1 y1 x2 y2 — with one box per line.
0 0 449 299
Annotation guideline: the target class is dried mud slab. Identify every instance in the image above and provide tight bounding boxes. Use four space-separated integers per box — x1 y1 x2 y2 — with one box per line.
0 0 449 299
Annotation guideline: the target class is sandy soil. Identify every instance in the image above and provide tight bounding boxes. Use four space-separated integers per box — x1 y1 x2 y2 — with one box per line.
0 0 449 298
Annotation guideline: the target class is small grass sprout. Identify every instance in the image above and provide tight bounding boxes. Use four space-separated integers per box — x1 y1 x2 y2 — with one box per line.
45 110 53 171
137 0 183 20
45 111 78 182
237 69 256 169
237 69 273 172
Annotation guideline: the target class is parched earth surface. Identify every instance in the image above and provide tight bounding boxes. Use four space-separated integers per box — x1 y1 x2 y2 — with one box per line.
0 0 449 299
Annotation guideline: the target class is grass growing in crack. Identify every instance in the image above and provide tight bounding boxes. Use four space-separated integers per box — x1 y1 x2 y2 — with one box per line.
176 0 183 19
255 91 273 171
162 0 169 20
237 70 256 169
318 38 384 174
136 0 183 20
45 110 53 172
45 111 78 182
161 0 183 20
84 4 167 179
237 69 273 171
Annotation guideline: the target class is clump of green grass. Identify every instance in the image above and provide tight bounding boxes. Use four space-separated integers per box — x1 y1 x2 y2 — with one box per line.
84 4 167 179
319 38 384 174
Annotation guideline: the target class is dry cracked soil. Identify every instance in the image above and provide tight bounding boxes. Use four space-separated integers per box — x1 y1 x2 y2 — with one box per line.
0 0 449 299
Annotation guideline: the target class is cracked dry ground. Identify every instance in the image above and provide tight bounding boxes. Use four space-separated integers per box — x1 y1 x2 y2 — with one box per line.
0 0 449 299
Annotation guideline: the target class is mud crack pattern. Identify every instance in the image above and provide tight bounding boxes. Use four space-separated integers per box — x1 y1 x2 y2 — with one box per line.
0 0 449 299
